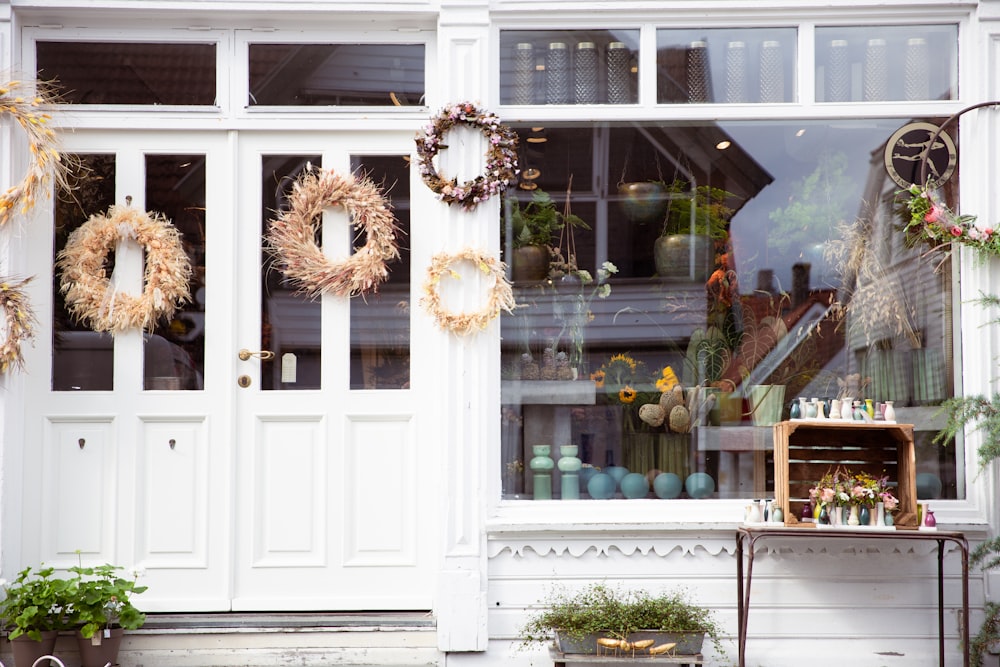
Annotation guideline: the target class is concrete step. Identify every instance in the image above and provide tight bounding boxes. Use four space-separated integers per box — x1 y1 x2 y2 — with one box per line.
3 613 442 667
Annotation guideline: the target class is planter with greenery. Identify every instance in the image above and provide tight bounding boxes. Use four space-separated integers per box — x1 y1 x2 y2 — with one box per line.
504 189 588 282
518 583 723 657
0 565 74 667
67 563 147 667
654 180 733 282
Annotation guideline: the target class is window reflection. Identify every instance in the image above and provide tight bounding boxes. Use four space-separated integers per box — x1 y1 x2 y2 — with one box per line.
37 42 217 105
53 154 116 391
349 155 411 390
500 120 958 501
248 44 425 106
143 155 206 390
260 156 322 390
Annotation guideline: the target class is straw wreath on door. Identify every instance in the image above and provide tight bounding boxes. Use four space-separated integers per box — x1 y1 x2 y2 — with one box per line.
265 166 400 298
56 205 193 333
0 78 69 227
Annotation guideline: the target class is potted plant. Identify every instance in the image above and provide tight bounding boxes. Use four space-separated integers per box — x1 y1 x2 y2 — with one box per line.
67 563 147 667
504 189 588 281
654 180 733 282
0 566 74 667
519 582 723 657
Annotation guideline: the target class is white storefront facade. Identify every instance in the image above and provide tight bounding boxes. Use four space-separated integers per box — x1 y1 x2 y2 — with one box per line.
0 1 998 666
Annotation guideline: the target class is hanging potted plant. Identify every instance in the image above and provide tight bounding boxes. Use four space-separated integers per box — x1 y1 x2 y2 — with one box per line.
67 563 147 667
504 189 588 282
0 566 75 667
654 180 733 282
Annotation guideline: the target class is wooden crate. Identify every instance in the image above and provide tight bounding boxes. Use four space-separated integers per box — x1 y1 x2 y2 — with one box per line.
773 421 917 528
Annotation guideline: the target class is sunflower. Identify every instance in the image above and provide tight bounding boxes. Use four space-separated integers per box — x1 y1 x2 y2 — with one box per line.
618 385 637 403
590 368 606 388
655 365 679 393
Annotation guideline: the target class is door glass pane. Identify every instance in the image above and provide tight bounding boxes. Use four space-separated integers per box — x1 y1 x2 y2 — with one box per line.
52 154 116 391
260 155 322 390
349 155 411 390
37 41 217 105
248 44 425 106
143 154 206 390
500 119 959 501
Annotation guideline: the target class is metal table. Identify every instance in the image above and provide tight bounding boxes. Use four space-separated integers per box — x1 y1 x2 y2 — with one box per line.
735 526 969 667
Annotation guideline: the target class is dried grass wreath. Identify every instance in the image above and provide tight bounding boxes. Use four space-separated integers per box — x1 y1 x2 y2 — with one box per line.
415 102 518 211
421 248 516 335
0 78 68 227
266 167 400 298
56 206 193 333
0 276 38 374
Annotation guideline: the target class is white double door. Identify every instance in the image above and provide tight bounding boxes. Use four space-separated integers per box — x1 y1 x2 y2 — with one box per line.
17 130 436 612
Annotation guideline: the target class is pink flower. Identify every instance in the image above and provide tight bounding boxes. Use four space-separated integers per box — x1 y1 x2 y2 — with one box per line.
881 492 898 511
820 488 835 504
950 225 964 237
925 204 944 223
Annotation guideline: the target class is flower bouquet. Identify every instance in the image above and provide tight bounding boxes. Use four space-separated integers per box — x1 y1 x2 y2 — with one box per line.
904 184 1000 260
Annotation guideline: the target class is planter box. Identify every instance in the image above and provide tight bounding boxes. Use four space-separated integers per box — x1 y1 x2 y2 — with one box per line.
555 630 705 656
773 421 917 528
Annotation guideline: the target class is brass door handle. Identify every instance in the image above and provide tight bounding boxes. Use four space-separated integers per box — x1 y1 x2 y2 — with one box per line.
238 349 275 361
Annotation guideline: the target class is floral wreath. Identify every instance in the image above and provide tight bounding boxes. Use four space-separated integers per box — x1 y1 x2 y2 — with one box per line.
0 79 68 227
0 276 38 374
421 248 516 335
415 102 519 211
266 167 400 298
904 184 1000 259
56 205 193 333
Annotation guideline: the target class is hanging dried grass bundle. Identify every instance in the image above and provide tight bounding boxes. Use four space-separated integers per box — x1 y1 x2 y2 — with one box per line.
266 167 400 298
0 78 69 227
421 248 516 336
0 276 38 373
56 206 193 333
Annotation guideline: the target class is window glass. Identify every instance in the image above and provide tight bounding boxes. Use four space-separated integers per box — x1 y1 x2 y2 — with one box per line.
37 41 217 105
499 30 639 105
656 28 797 104
349 155 411 390
500 119 958 501
53 154 116 391
248 44 425 106
143 155 206 390
260 155 323 390
815 25 957 102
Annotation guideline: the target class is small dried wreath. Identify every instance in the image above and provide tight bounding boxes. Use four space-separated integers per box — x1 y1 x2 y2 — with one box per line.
0 79 68 227
0 276 38 374
266 167 400 298
56 206 193 333
415 102 518 211
421 248 516 335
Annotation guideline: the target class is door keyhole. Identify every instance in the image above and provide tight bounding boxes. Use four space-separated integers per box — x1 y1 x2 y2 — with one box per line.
237 375 251 388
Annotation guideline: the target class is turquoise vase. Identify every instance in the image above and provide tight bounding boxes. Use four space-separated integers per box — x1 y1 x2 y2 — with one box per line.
530 445 554 500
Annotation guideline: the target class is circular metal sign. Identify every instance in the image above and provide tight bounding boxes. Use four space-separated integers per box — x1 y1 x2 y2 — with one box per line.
884 121 957 190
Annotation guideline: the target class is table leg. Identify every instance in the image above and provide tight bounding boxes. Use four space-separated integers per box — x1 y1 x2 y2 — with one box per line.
937 539 945 667
736 531 745 667
961 537 970 667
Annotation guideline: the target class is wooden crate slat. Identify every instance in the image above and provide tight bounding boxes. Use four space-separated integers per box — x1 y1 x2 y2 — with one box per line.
773 421 917 528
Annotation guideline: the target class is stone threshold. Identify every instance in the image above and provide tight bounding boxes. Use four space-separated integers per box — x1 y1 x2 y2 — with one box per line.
137 611 436 633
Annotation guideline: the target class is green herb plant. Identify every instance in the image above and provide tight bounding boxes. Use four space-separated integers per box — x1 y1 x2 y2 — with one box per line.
68 563 148 639
518 583 723 653
0 565 75 640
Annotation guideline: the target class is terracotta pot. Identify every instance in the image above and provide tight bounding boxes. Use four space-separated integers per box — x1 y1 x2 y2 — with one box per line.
511 245 549 282
76 627 124 667
10 631 58 667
